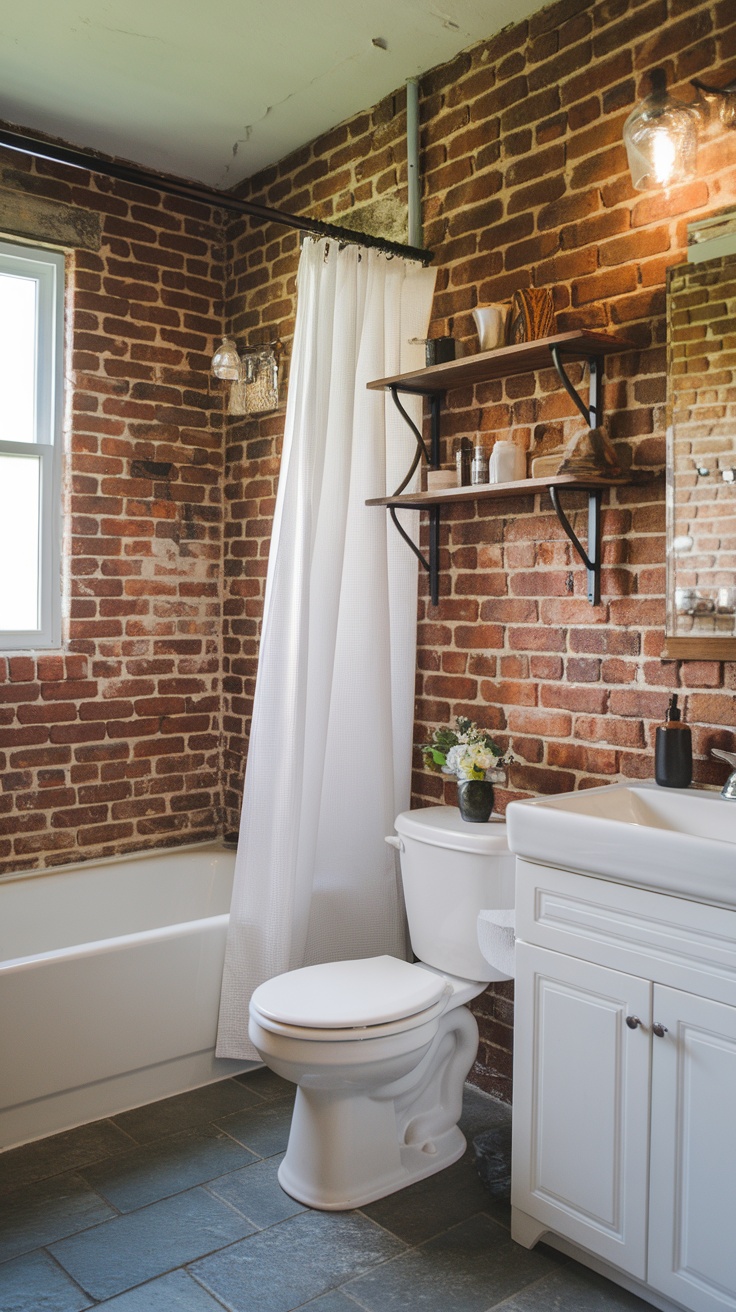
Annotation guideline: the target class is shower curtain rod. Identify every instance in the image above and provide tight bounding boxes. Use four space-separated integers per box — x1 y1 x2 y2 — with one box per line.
0 127 433 266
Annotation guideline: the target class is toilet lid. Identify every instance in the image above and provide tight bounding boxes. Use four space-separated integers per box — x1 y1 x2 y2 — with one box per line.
250 955 448 1029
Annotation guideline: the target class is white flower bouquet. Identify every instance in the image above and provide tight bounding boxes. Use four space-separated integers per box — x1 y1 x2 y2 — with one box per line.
421 716 504 782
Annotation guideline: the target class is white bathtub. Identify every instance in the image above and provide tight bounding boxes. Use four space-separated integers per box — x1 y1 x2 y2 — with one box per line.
0 840 253 1150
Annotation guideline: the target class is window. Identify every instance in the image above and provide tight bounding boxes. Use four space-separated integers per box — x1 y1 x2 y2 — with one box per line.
0 239 64 649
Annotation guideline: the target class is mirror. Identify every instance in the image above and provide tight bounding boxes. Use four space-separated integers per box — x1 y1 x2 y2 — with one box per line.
665 251 736 658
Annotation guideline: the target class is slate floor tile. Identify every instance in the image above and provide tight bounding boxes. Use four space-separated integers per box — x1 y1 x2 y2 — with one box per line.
190 1207 405 1312
459 1086 512 1141
298 1293 365 1312
345 1212 559 1312
206 1152 305 1228
0 1171 115 1264
111 1078 263 1144
214 1096 295 1158
234 1068 294 1102
472 1122 513 1229
49 1186 255 1301
0 1250 91 1312
0 1121 134 1196
361 1151 492 1245
0 1080 660 1312
80 1124 258 1212
93 1268 228 1311
495 1263 654 1310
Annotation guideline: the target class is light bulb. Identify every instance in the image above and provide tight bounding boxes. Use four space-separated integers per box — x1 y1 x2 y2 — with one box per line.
210 337 241 380
652 128 677 185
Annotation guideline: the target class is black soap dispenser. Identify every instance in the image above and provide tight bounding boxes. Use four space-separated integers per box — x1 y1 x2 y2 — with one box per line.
655 694 692 788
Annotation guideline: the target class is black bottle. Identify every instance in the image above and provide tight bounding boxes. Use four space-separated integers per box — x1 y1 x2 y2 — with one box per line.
655 694 692 788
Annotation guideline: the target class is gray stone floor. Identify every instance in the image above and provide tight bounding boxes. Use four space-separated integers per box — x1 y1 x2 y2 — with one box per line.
0 1073 653 1311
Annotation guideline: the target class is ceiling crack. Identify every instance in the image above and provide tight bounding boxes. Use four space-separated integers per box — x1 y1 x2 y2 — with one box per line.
216 47 367 186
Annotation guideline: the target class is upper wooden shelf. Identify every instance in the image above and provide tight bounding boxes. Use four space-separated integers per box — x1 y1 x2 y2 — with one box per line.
366 472 632 509
366 330 634 395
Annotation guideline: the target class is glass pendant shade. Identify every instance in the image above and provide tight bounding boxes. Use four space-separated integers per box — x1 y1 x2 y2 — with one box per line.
624 74 699 190
211 336 241 380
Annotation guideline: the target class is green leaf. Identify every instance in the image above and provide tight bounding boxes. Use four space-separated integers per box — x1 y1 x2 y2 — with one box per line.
431 749 447 766
433 727 458 751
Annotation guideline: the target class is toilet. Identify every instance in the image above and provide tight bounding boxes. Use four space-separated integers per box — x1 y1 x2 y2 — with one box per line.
248 806 515 1210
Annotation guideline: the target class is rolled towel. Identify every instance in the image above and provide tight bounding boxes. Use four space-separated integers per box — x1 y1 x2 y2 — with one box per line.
477 909 516 980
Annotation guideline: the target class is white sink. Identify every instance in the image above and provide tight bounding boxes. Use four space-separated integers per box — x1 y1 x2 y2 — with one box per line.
506 781 736 907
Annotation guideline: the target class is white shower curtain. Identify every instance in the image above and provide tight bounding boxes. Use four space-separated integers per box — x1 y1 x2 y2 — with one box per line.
216 238 436 1059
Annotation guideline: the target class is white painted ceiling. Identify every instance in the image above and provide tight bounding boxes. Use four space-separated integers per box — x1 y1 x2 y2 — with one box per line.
0 0 536 188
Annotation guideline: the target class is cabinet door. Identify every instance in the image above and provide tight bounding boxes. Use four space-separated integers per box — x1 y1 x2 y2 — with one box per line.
512 942 651 1278
649 986 736 1311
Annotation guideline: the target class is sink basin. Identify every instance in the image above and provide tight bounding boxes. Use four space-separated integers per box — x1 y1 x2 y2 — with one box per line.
506 782 736 907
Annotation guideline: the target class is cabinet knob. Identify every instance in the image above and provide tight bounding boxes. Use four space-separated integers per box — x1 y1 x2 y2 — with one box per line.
625 1015 642 1029
652 1022 669 1038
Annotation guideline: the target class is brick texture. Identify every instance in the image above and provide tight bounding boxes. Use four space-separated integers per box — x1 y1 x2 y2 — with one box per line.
0 154 227 871
220 0 736 1099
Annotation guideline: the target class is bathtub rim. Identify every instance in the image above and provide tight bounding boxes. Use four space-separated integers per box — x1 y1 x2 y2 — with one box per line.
0 836 237 887
0 911 232 974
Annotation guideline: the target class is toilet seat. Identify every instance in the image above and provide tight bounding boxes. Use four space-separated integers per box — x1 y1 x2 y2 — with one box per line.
250 955 450 1040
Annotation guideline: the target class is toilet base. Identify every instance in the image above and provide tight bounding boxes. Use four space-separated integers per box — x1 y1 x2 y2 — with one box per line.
275 1003 479 1210
278 1115 467 1210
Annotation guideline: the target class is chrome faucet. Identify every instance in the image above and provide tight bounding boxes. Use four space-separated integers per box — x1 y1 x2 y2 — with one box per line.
712 748 736 800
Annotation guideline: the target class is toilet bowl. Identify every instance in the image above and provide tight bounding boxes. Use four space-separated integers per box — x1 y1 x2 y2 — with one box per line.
248 806 515 1210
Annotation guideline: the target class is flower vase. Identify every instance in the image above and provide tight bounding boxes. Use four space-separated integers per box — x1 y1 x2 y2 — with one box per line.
457 779 494 823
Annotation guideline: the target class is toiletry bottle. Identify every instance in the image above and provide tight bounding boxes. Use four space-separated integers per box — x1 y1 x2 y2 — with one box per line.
655 694 692 788
455 437 472 486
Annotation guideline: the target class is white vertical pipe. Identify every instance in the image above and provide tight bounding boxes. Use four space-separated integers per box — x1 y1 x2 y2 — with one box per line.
406 78 422 249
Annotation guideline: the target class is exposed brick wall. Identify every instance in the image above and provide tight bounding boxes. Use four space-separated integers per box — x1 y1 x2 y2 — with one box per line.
221 0 736 1099
0 152 227 873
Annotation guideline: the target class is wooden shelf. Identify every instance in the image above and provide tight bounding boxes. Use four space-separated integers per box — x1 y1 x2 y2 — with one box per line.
366 330 638 607
366 330 634 395
367 473 631 509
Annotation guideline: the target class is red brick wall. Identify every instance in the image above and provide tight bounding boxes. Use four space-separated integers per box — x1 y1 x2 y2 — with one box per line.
0 152 227 873
221 0 736 1099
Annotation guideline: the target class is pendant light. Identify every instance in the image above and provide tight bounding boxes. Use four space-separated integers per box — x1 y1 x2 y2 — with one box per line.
624 69 699 190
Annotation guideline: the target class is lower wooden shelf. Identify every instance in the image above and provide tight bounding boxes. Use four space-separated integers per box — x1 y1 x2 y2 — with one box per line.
365 473 630 509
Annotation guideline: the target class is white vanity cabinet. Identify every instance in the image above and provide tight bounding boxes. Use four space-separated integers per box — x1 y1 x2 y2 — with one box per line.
511 858 736 1312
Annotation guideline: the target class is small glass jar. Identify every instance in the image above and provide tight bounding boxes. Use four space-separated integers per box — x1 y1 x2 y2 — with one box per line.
471 444 489 485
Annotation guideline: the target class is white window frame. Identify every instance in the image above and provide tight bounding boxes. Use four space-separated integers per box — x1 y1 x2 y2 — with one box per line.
0 238 64 650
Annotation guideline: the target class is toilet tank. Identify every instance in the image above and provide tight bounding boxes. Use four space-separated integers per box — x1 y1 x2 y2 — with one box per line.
393 806 515 983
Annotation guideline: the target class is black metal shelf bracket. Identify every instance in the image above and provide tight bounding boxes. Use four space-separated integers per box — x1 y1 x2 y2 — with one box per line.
389 386 430 491
549 346 603 429
549 486 602 605
387 386 441 605
384 360 609 609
